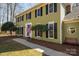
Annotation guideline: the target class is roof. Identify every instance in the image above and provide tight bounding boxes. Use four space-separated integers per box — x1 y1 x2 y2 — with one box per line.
15 3 45 17
64 6 79 20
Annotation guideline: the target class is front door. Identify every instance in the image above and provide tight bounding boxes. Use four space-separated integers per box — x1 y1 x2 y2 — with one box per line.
26 23 32 38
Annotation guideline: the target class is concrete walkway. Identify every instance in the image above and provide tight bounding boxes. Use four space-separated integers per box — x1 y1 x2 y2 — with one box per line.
13 38 70 56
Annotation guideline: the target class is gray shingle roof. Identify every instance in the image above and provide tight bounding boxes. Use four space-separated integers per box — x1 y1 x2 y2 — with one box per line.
64 6 79 20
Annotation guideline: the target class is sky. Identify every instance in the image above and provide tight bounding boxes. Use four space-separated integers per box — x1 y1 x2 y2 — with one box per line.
0 3 38 25
16 3 38 15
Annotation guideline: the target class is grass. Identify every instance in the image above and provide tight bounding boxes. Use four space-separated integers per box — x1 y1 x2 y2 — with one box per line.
0 38 42 56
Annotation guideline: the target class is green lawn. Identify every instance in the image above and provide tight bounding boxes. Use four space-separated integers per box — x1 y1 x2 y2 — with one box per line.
0 38 42 56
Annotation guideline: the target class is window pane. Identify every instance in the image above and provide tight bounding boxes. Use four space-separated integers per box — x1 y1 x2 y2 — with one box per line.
29 12 31 19
35 27 42 37
26 12 31 19
38 9 41 16
49 24 53 30
49 30 53 37
48 23 53 38
49 3 53 13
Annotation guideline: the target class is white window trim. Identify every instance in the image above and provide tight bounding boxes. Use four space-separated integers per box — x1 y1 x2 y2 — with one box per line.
48 3 54 13
48 21 54 39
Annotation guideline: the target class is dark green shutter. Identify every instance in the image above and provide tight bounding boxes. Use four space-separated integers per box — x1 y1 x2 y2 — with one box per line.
41 7 42 16
35 29 37 36
54 23 57 39
35 10 37 17
29 12 31 19
46 24 48 38
46 4 48 15
54 3 57 12
26 14 27 20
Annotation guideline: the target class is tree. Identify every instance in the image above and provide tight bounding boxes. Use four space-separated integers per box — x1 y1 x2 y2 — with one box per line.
0 3 24 26
1 22 17 35
32 24 47 32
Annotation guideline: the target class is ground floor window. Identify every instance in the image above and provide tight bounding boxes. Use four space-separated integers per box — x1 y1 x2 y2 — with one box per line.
46 22 57 39
17 27 24 35
35 29 42 37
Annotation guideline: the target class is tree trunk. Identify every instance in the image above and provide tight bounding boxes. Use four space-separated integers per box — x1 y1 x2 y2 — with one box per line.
7 3 9 22
10 31 12 36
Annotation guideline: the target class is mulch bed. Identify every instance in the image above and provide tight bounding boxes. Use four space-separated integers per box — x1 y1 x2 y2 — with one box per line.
22 37 79 56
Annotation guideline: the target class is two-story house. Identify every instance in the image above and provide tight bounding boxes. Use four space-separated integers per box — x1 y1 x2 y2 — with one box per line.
15 3 79 45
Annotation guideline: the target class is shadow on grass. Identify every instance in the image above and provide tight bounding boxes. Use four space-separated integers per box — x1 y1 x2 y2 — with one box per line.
0 36 32 53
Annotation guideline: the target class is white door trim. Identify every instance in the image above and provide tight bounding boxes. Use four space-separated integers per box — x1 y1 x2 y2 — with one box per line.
25 23 32 38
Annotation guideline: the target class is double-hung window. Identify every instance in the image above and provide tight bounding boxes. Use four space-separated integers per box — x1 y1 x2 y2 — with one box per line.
16 18 19 22
38 8 41 16
49 3 54 13
35 28 42 37
35 7 42 17
48 23 54 38
26 12 31 20
46 22 57 39
46 3 57 15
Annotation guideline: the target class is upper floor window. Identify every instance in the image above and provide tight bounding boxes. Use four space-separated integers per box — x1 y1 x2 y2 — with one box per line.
46 3 57 15
20 16 22 21
38 8 41 16
65 5 71 15
49 3 54 13
16 17 19 22
26 12 31 19
35 7 42 18
16 18 18 22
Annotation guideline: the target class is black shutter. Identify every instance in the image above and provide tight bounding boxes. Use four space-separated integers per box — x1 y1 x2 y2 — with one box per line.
35 10 37 17
22 27 23 35
30 12 31 19
18 17 19 22
46 4 48 15
54 3 57 12
40 30 42 37
35 29 37 36
41 7 42 16
46 24 48 38
26 14 27 20
16 18 17 22
54 23 57 39
22 15 24 21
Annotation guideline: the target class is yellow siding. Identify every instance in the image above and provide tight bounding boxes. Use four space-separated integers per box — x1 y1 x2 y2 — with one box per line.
16 3 61 44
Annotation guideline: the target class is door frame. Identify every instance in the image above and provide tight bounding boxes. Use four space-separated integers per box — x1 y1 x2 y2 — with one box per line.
25 23 32 38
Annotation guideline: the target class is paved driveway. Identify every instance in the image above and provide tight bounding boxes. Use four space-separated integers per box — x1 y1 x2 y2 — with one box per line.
13 38 70 56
